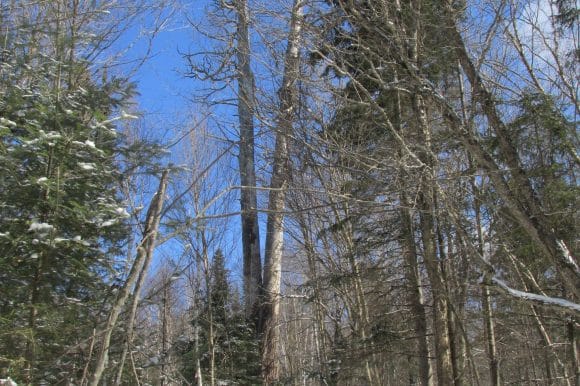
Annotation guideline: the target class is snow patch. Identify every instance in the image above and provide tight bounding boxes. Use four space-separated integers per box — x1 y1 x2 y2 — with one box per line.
29 222 54 233
0 377 18 386
41 131 62 140
557 240 580 275
23 139 40 146
120 110 139 120
79 162 96 171
0 117 17 127
100 219 117 227
72 235 90 246
114 207 130 218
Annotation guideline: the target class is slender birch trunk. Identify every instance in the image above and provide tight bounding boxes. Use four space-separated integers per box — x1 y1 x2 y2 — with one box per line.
297 217 330 383
113 227 146 386
160 282 172 385
473 179 500 386
568 319 579 386
261 1 303 382
89 170 169 386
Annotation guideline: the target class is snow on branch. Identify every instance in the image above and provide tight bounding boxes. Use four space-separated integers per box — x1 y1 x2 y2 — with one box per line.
490 277 580 315
556 239 580 277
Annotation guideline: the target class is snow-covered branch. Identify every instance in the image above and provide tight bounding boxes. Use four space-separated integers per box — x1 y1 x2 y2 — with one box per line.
490 277 580 315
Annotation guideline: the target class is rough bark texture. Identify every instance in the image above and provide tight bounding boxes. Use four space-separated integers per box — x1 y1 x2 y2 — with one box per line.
260 1 303 382
235 0 263 321
89 170 169 386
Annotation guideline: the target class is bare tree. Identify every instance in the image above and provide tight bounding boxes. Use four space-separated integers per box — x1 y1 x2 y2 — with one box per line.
89 170 169 386
260 0 304 381
233 0 264 322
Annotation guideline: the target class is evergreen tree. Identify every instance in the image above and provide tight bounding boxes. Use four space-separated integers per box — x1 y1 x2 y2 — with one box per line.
0 3 138 383
181 249 260 385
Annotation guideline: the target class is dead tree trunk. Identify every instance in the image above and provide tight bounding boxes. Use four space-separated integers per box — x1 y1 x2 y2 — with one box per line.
235 0 263 321
89 170 169 386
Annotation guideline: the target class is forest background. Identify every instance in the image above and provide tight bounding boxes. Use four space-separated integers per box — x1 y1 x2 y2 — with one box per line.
0 0 578 385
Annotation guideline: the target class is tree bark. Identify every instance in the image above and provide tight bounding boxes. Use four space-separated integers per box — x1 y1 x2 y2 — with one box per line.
418 194 455 386
413 91 455 385
89 170 169 386
400 195 433 386
261 1 303 382
567 319 579 386
160 282 171 386
235 0 263 321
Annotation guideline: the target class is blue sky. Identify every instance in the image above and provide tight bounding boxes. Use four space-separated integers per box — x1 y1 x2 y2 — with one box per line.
112 5 249 283
110 0 301 287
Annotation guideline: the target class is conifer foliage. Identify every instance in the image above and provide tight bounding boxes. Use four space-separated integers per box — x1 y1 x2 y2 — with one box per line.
0 2 137 383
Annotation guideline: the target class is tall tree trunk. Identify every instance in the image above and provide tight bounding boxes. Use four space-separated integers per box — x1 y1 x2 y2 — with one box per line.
404 2 455 381
391 10 432 374
261 1 303 382
477 216 500 386
160 282 172 385
89 170 169 386
400 195 433 386
194 319 203 386
297 217 330 383
456 52 501 384
114 230 143 386
568 319 579 386
200 231 217 386
414 92 455 385
235 0 263 321
418 198 454 386
481 282 500 384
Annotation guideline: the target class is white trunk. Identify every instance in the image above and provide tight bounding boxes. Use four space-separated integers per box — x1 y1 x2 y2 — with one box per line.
261 1 303 382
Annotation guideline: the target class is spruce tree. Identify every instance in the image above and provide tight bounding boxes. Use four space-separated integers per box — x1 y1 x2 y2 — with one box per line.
0 3 139 383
